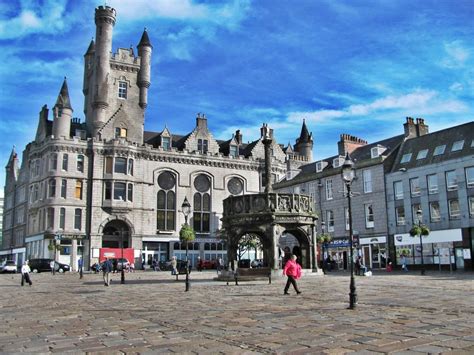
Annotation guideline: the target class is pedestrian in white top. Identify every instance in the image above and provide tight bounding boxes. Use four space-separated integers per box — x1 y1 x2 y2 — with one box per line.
21 260 32 286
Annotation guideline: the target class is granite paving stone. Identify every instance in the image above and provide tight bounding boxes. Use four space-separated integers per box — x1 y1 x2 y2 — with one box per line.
0 270 472 353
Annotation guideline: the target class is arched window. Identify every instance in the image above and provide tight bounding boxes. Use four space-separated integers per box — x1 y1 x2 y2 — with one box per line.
157 171 176 231
193 174 211 233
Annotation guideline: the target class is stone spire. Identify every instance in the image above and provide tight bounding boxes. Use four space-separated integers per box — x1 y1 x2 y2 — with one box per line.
55 77 72 109
52 77 73 139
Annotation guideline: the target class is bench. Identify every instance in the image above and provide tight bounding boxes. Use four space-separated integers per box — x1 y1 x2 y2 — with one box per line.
231 267 272 286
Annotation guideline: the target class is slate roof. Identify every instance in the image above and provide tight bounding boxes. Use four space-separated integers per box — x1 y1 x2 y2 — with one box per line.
276 133 405 187
391 121 474 172
144 130 253 156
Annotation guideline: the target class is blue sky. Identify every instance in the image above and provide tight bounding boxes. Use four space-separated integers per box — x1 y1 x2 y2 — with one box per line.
1 0 473 186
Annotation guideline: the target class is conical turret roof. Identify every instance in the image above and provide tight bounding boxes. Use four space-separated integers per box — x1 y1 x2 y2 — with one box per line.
85 39 95 55
299 119 312 142
55 77 72 110
138 29 152 48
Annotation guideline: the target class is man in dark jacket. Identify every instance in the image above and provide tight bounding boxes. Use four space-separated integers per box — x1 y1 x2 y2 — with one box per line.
102 257 113 286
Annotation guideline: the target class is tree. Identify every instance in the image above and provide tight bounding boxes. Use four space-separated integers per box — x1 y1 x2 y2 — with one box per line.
238 234 262 260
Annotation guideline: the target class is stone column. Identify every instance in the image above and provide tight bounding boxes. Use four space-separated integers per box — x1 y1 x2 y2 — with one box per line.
270 225 279 270
262 124 273 194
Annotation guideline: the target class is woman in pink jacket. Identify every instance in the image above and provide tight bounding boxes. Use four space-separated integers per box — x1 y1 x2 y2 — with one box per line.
282 254 302 295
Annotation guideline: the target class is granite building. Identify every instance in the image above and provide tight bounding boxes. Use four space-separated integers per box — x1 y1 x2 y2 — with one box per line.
1 6 312 270
275 118 474 271
385 120 474 271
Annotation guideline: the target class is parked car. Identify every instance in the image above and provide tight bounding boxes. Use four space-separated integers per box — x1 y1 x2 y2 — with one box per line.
29 259 71 273
0 260 17 273
201 259 217 270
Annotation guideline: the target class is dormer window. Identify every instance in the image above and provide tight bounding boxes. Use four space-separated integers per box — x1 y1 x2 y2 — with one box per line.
316 161 324 173
333 156 344 168
118 81 127 99
371 145 387 159
198 139 208 154
115 127 127 138
229 145 238 158
371 147 379 158
451 140 464 152
162 137 171 151
400 153 412 164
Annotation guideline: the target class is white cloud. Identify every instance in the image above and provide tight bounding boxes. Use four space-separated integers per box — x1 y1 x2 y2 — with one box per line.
441 40 470 68
106 0 250 28
287 90 468 124
449 82 463 92
0 0 68 39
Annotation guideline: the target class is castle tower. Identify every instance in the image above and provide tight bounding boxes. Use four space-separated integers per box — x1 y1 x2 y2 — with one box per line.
35 104 49 142
83 39 95 103
137 29 152 109
83 6 151 143
52 78 73 139
294 119 313 161
90 5 116 137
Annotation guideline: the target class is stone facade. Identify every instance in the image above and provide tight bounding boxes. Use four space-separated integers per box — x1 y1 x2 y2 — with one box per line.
1 5 312 270
275 119 474 271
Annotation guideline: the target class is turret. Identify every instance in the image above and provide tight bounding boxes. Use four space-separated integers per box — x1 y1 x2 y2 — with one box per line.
83 39 95 97
52 78 73 139
137 29 152 109
5 147 19 185
35 104 49 142
294 119 313 161
91 5 116 137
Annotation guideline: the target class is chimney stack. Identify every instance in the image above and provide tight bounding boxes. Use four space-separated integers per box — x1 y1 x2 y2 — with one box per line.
337 134 367 156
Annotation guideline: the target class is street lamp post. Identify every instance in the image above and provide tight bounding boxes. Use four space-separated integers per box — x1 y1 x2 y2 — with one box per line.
181 197 191 292
119 229 125 284
417 208 425 276
321 221 326 273
342 153 357 309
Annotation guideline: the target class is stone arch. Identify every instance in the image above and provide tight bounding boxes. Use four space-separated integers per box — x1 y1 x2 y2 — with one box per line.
97 215 135 236
222 193 317 271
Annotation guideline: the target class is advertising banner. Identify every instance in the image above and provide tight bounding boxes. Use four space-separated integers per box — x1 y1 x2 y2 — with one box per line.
99 248 135 263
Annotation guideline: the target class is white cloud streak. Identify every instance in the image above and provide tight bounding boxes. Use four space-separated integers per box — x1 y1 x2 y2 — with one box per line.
287 90 468 124
0 0 68 39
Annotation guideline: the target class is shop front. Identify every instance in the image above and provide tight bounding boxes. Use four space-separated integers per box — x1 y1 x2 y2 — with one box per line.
359 236 387 269
393 228 462 270
326 238 349 270
141 237 173 268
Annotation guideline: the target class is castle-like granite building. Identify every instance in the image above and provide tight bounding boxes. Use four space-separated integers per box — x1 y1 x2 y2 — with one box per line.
1 6 312 269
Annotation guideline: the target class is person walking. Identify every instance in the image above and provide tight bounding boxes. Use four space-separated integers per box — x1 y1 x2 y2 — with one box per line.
102 257 113 286
78 257 83 279
170 256 178 276
355 256 361 276
21 260 32 286
282 254 302 295
400 254 408 272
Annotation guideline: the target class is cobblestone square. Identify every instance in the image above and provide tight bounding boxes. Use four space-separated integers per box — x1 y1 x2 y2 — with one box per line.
0 271 472 354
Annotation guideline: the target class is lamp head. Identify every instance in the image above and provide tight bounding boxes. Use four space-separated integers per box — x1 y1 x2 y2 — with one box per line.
416 207 423 218
182 196 191 217
341 152 355 183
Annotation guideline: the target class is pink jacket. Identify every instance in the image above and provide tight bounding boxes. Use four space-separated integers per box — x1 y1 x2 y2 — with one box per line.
283 259 302 279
